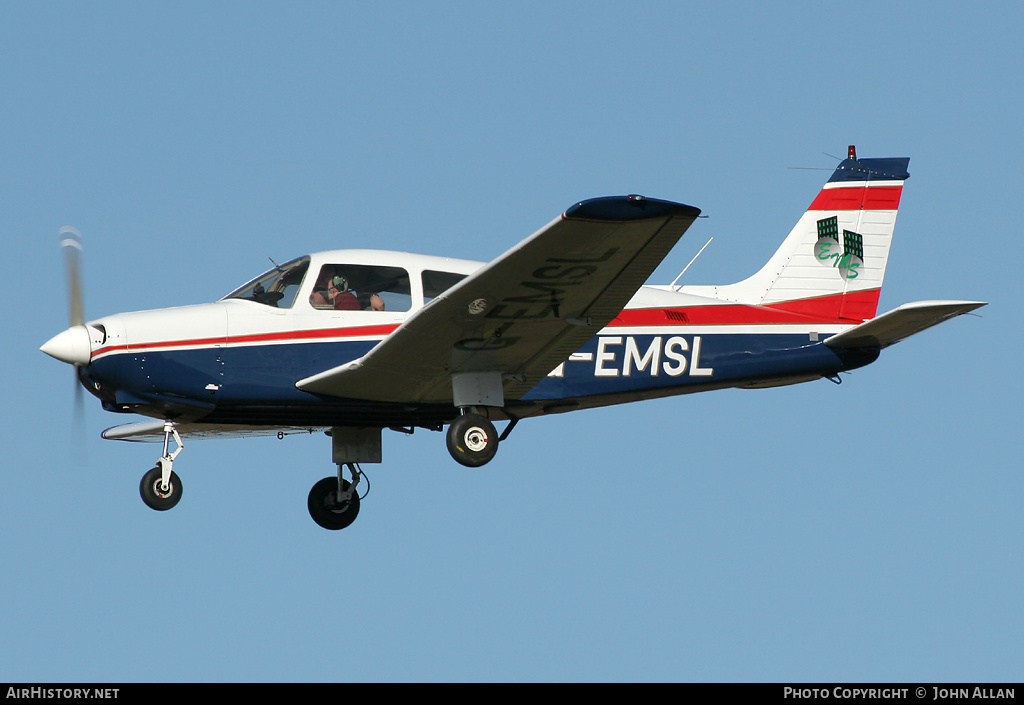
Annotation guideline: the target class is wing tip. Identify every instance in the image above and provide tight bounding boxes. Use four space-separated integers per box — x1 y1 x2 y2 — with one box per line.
564 195 700 222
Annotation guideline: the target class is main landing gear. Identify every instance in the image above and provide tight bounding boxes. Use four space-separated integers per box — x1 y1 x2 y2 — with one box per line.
446 412 499 468
305 427 377 531
307 464 362 530
304 413 508 530
138 412 514 531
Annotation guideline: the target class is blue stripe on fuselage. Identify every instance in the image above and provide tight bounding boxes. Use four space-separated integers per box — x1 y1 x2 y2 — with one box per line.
88 332 859 408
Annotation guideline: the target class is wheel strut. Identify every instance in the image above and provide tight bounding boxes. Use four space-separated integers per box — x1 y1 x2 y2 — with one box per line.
333 462 362 505
157 420 184 492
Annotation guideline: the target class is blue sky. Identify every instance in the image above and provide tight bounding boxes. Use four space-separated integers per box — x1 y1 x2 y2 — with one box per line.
2 1 1020 682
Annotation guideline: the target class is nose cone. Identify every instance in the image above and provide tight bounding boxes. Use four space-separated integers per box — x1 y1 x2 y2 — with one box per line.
40 325 92 365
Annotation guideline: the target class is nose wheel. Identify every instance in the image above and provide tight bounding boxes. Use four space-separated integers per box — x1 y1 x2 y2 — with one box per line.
140 465 182 511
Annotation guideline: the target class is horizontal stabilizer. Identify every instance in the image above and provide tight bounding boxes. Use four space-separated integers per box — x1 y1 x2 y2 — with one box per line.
824 300 986 349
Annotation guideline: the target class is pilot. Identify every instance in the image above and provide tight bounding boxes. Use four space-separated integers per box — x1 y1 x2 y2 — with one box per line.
331 276 360 311
310 269 361 311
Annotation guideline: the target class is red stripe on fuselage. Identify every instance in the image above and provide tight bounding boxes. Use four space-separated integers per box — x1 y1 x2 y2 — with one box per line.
807 185 903 211
89 290 883 363
89 324 400 360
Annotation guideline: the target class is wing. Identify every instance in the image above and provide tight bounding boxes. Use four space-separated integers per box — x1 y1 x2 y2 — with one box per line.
297 195 701 404
103 419 327 442
825 300 986 349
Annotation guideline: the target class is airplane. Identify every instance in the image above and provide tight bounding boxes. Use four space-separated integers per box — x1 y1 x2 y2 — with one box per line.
41 146 985 530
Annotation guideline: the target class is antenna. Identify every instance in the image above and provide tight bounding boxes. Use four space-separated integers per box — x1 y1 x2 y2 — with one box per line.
671 237 713 291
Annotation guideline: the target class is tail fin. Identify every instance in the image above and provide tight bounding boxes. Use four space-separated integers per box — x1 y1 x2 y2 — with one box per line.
683 147 910 322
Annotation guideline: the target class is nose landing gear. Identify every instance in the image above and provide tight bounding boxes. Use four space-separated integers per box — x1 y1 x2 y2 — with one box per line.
140 421 184 511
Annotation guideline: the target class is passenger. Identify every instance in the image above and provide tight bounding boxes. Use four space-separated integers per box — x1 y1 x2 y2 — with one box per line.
367 294 385 311
309 269 335 309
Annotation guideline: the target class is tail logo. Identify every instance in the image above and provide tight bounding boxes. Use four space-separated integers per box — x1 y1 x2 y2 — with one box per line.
815 216 862 280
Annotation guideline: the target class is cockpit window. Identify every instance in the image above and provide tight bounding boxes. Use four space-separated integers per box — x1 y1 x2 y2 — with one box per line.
309 264 411 312
223 257 310 308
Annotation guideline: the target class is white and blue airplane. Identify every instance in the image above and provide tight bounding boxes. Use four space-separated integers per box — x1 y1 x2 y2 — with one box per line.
41 147 985 530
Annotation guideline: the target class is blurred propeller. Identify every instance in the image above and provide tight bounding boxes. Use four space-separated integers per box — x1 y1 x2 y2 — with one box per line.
41 226 93 451
60 226 84 328
59 227 86 433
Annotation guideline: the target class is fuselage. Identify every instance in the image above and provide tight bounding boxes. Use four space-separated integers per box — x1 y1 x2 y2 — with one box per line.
72 248 869 428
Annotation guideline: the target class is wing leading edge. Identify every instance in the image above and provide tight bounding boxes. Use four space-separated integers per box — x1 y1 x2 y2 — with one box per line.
297 196 701 404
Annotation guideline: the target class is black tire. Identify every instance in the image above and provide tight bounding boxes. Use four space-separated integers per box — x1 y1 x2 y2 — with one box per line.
307 477 361 530
140 466 183 511
446 414 499 468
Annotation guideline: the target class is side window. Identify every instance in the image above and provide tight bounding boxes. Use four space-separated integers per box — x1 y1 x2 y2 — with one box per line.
309 264 411 312
422 270 468 304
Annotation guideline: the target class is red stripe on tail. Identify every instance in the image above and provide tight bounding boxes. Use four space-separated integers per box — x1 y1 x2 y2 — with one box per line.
808 186 902 211
612 289 882 327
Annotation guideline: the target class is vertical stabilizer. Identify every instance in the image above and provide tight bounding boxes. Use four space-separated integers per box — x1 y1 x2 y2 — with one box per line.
681 148 910 322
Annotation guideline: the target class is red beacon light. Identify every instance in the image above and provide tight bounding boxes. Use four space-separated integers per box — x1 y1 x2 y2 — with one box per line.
848 145 857 160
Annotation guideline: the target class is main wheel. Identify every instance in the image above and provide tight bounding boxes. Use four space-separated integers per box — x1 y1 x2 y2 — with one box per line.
446 413 499 467
307 477 361 530
140 466 183 511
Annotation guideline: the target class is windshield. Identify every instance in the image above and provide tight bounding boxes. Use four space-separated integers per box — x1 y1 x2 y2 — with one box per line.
222 256 310 308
